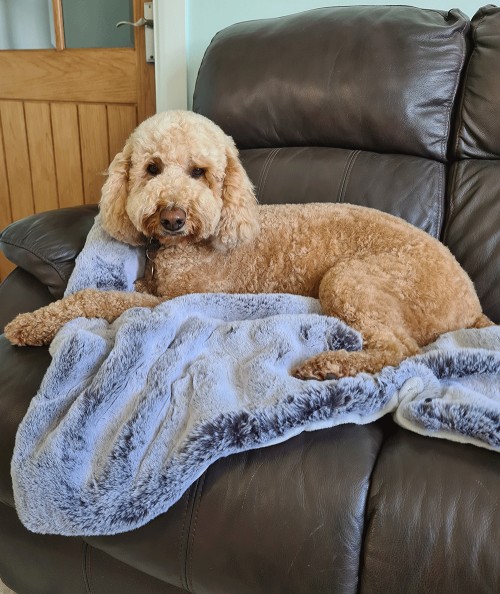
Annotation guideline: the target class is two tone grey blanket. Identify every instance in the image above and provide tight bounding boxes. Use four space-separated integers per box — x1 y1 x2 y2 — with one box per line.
12 215 500 536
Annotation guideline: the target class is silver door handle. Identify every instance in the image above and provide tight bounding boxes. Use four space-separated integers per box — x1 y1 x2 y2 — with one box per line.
116 17 153 29
117 2 155 63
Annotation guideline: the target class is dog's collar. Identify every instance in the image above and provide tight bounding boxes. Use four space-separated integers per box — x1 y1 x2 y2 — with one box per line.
146 237 161 251
145 238 161 279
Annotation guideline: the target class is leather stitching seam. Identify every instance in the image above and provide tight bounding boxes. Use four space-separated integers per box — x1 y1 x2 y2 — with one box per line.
257 147 281 201
82 542 93 594
186 472 207 593
337 150 360 203
178 485 194 589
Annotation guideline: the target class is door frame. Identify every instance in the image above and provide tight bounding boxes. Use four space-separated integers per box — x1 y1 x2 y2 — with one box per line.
154 0 187 111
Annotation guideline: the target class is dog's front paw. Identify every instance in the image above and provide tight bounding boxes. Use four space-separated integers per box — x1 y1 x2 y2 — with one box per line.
4 311 59 346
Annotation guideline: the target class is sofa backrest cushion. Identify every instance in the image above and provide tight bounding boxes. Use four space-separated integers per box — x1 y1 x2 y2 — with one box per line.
445 161 499 322
194 5 469 161
445 5 500 323
453 5 500 159
240 148 445 237
194 5 470 238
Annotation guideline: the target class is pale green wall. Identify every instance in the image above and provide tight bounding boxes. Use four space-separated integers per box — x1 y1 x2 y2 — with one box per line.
186 0 488 106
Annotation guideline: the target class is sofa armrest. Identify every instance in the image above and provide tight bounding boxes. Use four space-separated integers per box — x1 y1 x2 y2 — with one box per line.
0 268 54 332
0 205 98 299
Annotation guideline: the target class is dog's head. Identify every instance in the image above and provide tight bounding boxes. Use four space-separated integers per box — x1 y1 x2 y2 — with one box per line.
100 110 260 250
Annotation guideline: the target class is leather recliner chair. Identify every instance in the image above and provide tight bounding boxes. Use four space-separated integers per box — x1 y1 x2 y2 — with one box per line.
1 5 499 593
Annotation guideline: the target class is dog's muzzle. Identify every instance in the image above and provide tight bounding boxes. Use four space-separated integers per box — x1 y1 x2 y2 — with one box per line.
160 207 186 233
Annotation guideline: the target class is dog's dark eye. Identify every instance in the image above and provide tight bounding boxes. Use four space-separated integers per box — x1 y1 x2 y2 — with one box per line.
147 162 161 176
190 167 205 179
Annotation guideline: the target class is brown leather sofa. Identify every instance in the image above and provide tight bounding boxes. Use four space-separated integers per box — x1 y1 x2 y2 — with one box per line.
1 5 499 593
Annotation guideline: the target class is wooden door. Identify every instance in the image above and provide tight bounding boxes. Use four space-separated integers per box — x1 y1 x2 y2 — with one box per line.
0 0 155 281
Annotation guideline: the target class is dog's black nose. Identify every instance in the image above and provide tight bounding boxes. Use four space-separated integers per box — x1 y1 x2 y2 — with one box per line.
160 207 186 232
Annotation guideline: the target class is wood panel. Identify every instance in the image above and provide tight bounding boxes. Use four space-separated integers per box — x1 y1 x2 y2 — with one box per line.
108 104 137 159
0 119 15 281
0 100 137 218
51 103 84 208
0 100 138 281
25 102 59 213
79 104 110 204
0 49 136 104
0 101 34 221
0 116 12 230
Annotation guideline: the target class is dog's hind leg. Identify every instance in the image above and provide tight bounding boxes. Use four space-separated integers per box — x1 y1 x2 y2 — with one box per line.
4 289 161 346
294 252 483 379
294 329 419 380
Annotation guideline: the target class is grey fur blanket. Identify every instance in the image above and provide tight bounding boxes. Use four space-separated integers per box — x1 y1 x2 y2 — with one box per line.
11 215 500 536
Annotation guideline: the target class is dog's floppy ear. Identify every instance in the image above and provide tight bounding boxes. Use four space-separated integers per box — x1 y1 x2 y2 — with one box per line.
212 137 260 250
99 140 143 245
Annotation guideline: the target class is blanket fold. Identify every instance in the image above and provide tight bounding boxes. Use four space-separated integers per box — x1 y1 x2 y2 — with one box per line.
11 216 500 536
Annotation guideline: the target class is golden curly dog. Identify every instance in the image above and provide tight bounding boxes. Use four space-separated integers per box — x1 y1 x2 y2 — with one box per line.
5 110 492 379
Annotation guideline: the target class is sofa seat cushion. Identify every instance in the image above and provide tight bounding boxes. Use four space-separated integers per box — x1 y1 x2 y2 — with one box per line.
361 429 500 593
0 336 51 507
85 424 384 594
0 315 385 592
0 504 187 594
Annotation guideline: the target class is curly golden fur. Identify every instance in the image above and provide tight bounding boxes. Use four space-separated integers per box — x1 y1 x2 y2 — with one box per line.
5 111 491 379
